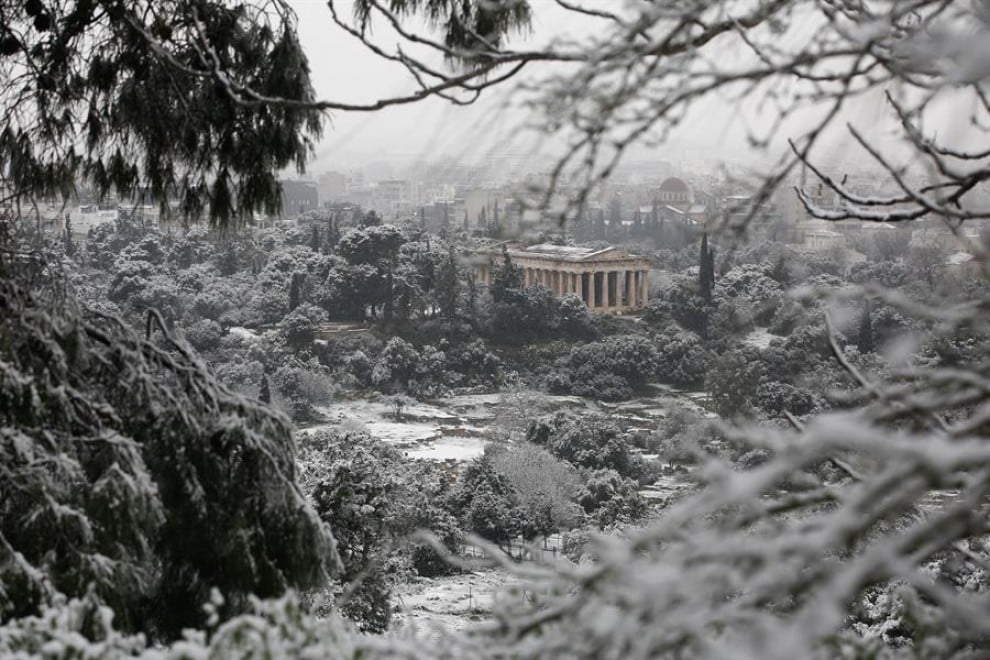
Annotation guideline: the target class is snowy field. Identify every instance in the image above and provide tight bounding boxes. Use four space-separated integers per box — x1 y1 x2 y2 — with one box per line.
392 570 522 633
298 386 707 462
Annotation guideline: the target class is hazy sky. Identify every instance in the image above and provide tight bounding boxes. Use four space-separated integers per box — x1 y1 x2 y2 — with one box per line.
287 1 966 182
290 0 560 173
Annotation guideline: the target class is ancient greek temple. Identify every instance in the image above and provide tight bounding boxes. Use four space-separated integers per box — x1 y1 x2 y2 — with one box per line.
475 243 650 312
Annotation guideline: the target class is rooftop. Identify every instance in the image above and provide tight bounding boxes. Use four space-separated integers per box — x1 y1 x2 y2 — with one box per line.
523 243 600 256
659 177 689 192
495 242 647 263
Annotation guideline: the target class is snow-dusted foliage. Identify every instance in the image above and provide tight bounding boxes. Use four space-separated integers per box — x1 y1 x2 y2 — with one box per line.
0 269 336 636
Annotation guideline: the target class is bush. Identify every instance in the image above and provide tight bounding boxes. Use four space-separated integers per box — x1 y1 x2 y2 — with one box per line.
182 318 224 352
577 468 648 528
756 381 821 418
562 334 659 400
705 349 764 419
488 443 585 533
271 364 334 421
281 303 327 347
654 327 707 387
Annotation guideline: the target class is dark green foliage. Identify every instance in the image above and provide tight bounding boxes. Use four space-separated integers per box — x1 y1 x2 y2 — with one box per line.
527 413 651 484
483 248 599 345
447 454 521 546
259 372 272 403
849 260 910 289
310 436 407 632
437 247 460 325
705 349 764 419
755 381 820 418
577 469 647 528
858 299 874 354
654 326 707 387
560 335 658 400
699 232 715 303
305 432 460 629
63 215 75 257
646 276 711 338
289 272 303 311
0 1 322 227
0 278 335 638
489 247 523 303
281 303 326 347
556 294 598 339
351 0 532 63
335 225 407 322
270 364 333 421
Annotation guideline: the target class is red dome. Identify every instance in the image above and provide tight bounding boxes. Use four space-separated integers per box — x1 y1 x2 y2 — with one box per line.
659 177 689 193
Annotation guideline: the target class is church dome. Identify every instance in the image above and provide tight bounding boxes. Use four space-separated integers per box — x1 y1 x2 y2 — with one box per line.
659 177 689 193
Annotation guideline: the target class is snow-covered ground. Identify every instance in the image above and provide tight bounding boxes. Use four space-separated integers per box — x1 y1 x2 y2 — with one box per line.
403 436 487 461
742 326 781 350
227 326 260 342
299 386 707 463
392 569 521 632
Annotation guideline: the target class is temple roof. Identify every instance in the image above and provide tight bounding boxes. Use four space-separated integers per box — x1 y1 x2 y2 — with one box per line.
511 243 644 263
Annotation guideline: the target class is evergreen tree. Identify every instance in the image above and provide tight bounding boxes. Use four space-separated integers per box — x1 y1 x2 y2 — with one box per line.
437 247 461 324
310 225 320 252
447 453 521 548
594 209 607 240
858 298 874 354
0 277 334 637
289 272 302 311
650 199 660 237
632 208 644 238
326 214 341 249
699 232 713 303
0 2 323 229
259 373 272 404
64 214 75 257
491 246 523 303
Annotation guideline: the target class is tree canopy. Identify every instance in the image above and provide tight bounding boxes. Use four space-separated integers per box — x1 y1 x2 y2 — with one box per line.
1 0 321 226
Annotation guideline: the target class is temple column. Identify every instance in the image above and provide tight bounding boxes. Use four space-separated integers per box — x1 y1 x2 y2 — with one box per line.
610 271 619 308
639 269 649 306
631 271 640 307
590 272 597 308
624 270 633 307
